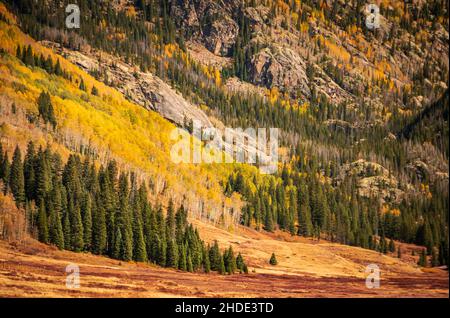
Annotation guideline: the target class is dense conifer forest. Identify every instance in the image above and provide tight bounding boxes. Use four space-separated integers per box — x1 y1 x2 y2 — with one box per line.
0 141 248 274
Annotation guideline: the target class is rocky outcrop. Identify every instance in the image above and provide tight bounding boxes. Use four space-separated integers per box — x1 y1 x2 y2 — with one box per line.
171 0 240 57
203 16 238 56
247 45 311 98
42 41 212 128
336 159 408 203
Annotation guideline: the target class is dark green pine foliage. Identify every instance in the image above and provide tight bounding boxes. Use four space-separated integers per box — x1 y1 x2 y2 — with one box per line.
269 253 278 265
9 146 25 206
82 194 93 251
209 240 222 271
0 142 247 275
178 243 187 271
92 203 107 255
37 201 49 243
202 244 211 273
6 1 448 262
418 249 427 267
37 91 57 128
236 252 245 273
23 141 36 201
224 246 237 274
48 184 64 249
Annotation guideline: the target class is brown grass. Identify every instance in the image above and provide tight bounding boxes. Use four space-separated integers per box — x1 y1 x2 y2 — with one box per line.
0 222 448 298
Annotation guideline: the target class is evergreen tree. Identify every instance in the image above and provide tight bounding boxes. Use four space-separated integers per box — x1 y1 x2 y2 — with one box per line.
69 201 84 252
418 249 427 267
37 201 49 244
202 244 211 273
92 204 107 255
431 247 439 267
269 252 278 265
224 246 236 274
219 255 226 275
82 194 93 251
178 243 187 271
37 91 56 128
187 253 194 272
48 186 64 249
9 146 25 206
23 141 36 201
236 252 245 273
166 238 178 268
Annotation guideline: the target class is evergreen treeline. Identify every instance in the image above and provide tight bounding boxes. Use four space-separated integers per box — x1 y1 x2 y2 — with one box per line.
5 0 448 267
0 142 247 274
16 44 69 80
226 157 448 267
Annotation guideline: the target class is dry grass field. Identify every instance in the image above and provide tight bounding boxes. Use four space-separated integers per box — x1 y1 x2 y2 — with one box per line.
0 220 447 298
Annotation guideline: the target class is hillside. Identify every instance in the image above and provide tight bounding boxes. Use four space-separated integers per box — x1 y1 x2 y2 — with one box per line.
0 0 448 299
0 228 448 298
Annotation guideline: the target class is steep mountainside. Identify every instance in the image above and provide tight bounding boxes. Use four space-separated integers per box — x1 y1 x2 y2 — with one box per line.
0 0 448 293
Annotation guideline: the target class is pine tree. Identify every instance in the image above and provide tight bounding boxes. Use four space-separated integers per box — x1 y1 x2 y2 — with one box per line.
82 194 92 251
219 255 226 275
70 201 84 252
113 227 123 260
225 246 236 274
92 204 107 255
62 209 71 250
269 252 278 265
166 238 178 268
9 146 25 206
79 78 86 91
48 187 64 249
36 200 49 243
236 252 245 273
178 243 187 271
23 141 36 201
418 249 427 267
202 244 210 273
187 253 194 272
209 240 221 271
431 247 439 267
0 150 9 194
132 206 147 262
37 91 56 128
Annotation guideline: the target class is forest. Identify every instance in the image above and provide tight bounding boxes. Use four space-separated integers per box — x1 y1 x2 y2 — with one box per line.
1 0 448 268
0 141 248 274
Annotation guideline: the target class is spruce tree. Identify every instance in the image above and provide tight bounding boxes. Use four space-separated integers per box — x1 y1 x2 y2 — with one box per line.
418 249 427 267
24 141 36 201
37 201 49 243
82 194 93 251
236 252 245 273
178 243 187 271
202 244 211 273
269 253 278 265
70 201 84 252
92 204 107 255
166 238 178 268
48 187 64 249
187 253 194 272
225 246 236 274
9 146 25 206
113 227 123 260
219 255 226 275
431 248 439 267
37 91 56 128
132 208 147 262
